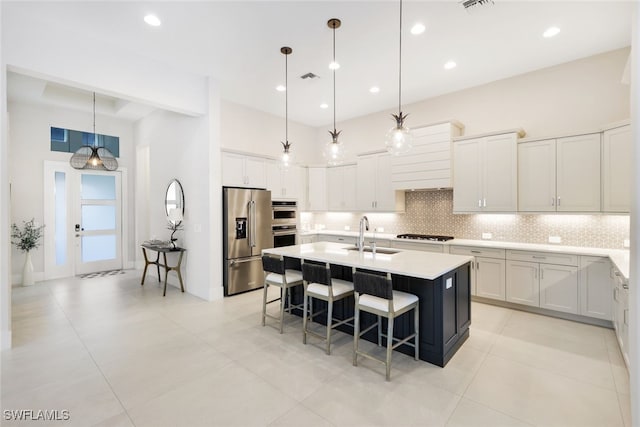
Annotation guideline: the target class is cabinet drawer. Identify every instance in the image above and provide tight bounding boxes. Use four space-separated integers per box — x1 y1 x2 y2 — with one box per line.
506 250 578 266
449 245 505 259
392 240 445 253
318 234 356 244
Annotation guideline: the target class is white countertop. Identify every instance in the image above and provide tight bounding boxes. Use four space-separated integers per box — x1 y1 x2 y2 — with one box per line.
300 230 630 280
263 241 473 281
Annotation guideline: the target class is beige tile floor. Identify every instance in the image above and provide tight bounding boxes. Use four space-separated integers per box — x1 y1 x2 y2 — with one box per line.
1 270 631 426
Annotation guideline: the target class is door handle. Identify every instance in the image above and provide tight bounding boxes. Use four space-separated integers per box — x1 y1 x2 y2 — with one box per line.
250 200 257 248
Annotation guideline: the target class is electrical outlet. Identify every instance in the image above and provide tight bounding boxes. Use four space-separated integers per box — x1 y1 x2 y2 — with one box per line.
548 236 562 244
376 227 384 233
624 239 630 248
482 232 492 240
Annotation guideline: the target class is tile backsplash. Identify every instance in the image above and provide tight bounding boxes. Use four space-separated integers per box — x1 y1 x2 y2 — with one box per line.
302 190 630 249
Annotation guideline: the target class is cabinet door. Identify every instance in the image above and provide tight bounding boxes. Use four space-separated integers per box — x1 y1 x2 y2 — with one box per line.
556 134 601 212
342 165 357 211
281 165 301 201
266 162 283 198
453 138 482 212
506 260 539 307
539 264 578 314
326 167 343 211
221 152 247 187
307 168 327 211
356 156 377 210
476 257 506 301
245 157 267 188
375 154 396 211
603 125 631 212
518 140 556 212
579 256 613 320
483 134 517 211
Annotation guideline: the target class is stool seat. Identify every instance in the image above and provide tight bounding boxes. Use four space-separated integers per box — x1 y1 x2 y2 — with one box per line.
266 269 303 285
358 291 418 313
307 278 353 298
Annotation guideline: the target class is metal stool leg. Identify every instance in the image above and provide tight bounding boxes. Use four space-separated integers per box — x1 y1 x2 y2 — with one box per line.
302 289 309 344
326 299 333 355
262 281 268 327
353 304 360 366
414 302 420 360
386 316 394 381
279 287 286 334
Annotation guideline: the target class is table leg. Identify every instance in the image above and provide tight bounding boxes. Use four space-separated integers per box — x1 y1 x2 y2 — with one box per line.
176 251 185 293
163 252 169 297
141 248 150 285
155 252 161 282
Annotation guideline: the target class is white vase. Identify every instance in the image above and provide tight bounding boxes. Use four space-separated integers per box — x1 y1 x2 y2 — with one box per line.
22 251 34 286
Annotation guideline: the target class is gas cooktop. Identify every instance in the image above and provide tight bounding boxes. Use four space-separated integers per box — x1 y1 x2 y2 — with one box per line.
396 234 454 242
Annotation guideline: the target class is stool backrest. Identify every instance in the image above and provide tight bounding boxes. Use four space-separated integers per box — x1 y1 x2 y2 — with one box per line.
262 255 284 275
302 262 332 286
353 271 393 300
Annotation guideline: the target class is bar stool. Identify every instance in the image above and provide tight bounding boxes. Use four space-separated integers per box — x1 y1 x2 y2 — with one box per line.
261 254 304 334
352 270 419 381
301 261 354 355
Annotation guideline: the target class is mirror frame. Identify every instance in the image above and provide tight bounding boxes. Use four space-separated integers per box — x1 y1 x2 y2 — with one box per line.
165 179 185 224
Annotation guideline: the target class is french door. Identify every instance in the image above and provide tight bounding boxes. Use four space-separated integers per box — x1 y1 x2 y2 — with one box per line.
44 161 123 279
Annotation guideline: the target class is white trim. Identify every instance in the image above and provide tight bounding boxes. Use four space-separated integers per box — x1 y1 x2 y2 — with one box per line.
119 166 129 274
1 330 11 350
12 272 45 286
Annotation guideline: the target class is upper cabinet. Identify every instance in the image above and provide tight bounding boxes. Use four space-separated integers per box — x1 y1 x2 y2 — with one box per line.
306 167 328 211
602 124 631 213
453 132 519 213
266 162 303 201
222 151 266 189
356 152 405 212
391 121 463 190
518 133 601 212
327 165 357 211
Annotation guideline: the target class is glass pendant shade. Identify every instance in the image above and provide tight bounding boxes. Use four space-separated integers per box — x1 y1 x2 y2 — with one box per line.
385 124 413 155
323 130 346 166
279 142 295 171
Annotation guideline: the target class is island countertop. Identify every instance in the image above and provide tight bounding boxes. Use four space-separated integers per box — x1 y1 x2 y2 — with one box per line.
262 241 473 280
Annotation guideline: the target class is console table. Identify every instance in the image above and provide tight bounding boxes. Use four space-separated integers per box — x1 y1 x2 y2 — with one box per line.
140 244 186 296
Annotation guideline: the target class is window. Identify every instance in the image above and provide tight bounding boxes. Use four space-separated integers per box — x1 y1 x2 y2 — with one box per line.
50 127 120 157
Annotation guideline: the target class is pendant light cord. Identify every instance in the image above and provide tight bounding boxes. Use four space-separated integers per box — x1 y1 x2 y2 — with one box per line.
285 52 288 142
398 0 403 116
93 92 96 145
332 23 336 133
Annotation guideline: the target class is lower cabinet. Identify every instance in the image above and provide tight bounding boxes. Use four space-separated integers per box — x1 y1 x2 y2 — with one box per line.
316 233 356 245
579 256 613 321
505 250 578 314
612 264 629 369
391 240 444 253
449 246 506 299
299 234 317 244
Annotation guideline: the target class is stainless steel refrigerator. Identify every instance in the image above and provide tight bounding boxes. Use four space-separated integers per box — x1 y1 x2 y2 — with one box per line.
223 187 273 296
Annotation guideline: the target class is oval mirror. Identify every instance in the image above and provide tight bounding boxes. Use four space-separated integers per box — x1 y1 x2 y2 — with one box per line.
165 179 185 224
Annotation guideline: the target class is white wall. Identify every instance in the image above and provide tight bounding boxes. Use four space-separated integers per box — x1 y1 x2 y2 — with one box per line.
7 102 135 279
315 48 631 160
220 100 318 165
134 108 216 301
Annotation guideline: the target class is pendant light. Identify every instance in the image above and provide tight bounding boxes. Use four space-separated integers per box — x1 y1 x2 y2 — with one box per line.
279 46 295 170
70 92 118 171
322 18 346 166
384 0 413 156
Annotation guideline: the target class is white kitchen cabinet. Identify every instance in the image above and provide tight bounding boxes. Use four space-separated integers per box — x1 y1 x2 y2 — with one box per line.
506 250 578 314
391 240 444 253
306 167 327 211
299 234 317 244
317 233 356 245
391 121 463 190
612 264 629 369
453 132 518 213
578 256 613 321
518 133 601 212
266 162 302 200
449 245 506 299
356 152 405 212
222 151 267 188
327 165 357 211
602 124 631 213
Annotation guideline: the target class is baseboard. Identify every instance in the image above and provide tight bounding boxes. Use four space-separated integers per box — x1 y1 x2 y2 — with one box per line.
210 285 224 301
11 272 45 286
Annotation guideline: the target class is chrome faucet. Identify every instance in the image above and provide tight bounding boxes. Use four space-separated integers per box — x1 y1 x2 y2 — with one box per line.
358 216 369 251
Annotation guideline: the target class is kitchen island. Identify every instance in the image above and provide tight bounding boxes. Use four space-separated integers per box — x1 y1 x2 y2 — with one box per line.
263 242 473 367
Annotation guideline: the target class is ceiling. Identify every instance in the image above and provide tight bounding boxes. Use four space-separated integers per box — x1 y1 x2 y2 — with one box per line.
3 1 633 127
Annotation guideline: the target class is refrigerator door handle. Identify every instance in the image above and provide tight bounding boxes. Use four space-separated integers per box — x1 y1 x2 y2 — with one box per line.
250 200 257 248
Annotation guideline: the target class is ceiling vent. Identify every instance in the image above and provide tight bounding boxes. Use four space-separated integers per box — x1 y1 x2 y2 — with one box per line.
300 72 319 80
461 0 494 11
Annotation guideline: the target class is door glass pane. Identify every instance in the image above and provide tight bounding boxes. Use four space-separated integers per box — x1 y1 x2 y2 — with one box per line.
81 174 115 200
82 235 116 262
81 205 116 231
55 172 66 265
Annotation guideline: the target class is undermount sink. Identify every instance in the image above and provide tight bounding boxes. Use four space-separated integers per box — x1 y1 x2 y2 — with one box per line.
345 246 400 255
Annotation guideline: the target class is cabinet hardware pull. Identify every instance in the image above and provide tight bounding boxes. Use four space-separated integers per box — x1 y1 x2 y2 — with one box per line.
532 256 546 259
557 197 561 206
540 268 544 280
551 198 555 206
534 268 538 279
483 198 487 208
471 250 481 254
476 261 479 271
623 283 629 290
478 199 482 208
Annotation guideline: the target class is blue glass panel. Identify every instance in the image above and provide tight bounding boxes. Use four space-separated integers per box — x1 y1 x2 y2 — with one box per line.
81 174 115 200
50 127 119 157
54 172 66 266
68 130 84 153
82 205 115 231
51 127 67 142
82 235 116 262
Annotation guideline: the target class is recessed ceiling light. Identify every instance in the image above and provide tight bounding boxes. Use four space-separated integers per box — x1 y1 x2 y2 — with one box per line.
144 14 161 26
275 85 286 92
543 26 561 38
320 103 329 109
329 61 340 70
444 61 457 70
369 86 380 93
410 23 426 35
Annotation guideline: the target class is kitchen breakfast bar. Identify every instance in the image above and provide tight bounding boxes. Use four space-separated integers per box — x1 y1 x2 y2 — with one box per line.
262 242 473 367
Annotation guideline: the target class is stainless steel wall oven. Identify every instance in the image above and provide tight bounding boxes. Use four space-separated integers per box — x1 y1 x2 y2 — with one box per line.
272 200 297 247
